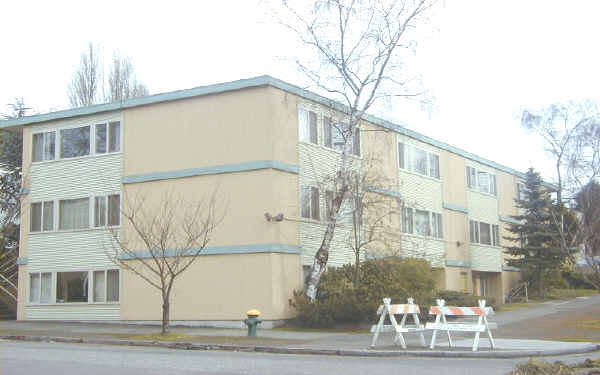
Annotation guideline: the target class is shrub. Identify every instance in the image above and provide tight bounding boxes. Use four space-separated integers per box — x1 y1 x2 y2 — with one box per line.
289 257 438 328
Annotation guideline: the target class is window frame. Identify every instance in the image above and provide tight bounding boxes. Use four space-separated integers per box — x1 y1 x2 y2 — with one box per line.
31 120 122 164
30 200 55 232
300 185 320 221
470 220 501 247
92 269 120 303
298 109 318 145
466 166 497 196
402 207 443 239
32 131 56 162
398 142 441 180
93 193 121 228
28 272 53 305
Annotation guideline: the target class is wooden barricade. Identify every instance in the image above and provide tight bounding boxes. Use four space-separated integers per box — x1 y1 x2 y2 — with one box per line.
370 297 426 349
425 299 496 352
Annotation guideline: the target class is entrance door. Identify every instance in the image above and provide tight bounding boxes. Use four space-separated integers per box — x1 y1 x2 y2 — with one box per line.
480 277 488 297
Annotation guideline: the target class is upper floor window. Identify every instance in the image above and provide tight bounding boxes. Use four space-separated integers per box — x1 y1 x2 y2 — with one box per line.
470 220 500 246
324 118 361 156
298 109 318 145
32 131 56 162
466 166 497 195
59 198 90 230
95 121 121 154
301 186 320 220
32 121 121 163
94 194 121 227
29 272 52 304
402 207 443 238
30 201 54 232
516 182 527 201
398 143 440 179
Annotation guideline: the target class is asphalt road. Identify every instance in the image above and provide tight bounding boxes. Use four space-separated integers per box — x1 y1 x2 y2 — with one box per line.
2 340 600 375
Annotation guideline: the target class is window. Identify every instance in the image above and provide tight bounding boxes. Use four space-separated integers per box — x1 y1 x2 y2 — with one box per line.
30 201 54 232
56 271 88 303
431 212 443 238
492 224 500 246
60 126 90 158
480 222 491 245
93 269 119 302
94 194 120 227
466 166 497 195
398 143 440 179
298 109 318 144
402 207 413 234
301 186 320 220
59 198 90 230
95 124 107 154
469 220 480 243
325 190 334 220
403 208 442 238
29 273 52 303
325 120 360 156
470 220 500 246
108 121 121 152
415 209 431 236
517 182 527 201
32 131 56 162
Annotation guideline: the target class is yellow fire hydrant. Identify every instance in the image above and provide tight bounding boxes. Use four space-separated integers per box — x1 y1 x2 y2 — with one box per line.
244 309 262 337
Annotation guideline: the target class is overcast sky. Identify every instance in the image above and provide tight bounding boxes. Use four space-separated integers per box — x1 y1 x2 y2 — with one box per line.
2 1 599 183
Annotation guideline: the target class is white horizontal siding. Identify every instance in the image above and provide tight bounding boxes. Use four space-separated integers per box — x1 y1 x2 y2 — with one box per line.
397 170 443 212
25 304 120 321
300 221 355 267
29 154 123 201
401 236 445 267
28 230 117 272
471 245 502 272
467 191 498 224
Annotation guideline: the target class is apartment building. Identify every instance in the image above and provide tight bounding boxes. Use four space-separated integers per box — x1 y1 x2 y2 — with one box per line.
1 76 525 326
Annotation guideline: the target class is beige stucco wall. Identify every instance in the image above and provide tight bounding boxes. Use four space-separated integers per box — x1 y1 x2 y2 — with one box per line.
444 267 472 293
497 171 518 217
122 86 298 176
120 252 302 321
441 150 467 207
443 210 469 262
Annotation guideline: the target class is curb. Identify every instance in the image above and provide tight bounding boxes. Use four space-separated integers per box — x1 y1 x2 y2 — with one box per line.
1 335 598 359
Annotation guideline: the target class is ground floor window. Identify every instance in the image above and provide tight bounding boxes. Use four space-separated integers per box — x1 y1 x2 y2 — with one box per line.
29 269 119 304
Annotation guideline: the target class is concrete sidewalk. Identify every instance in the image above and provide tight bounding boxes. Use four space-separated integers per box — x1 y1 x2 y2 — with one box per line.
0 320 598 358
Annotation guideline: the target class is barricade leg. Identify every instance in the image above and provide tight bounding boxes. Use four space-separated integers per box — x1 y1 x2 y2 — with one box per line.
390 312 406 349
371 308 387 347
413 313 426 347
472 315 482 351
429 314 440 349
441 313 453 347
484 316 495 349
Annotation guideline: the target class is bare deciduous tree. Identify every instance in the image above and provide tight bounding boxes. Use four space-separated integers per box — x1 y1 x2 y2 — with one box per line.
522 100 600 271
68 42 102 108
279 0 437 300
106 53 149 103
106 189 226 333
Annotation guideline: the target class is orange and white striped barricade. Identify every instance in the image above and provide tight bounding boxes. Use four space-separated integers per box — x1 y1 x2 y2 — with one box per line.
425 299 496 352
370 297 426 349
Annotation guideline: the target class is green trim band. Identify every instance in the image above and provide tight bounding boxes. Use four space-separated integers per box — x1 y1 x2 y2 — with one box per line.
365 186 402 198
443 203 469 214
499 216 521 225
123 160 299 184
503 265 520 272
445 260 472 268
119 244 301 260
0 75 541 184
17 258 28 265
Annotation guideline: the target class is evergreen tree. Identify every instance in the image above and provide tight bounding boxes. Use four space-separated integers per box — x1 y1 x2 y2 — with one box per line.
504 168 564 298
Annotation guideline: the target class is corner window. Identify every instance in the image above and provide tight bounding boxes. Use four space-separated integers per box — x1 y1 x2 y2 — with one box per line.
492 224 500 246
415 209 431 236
398 143 440 179
30 201 54 232
323 120 360 156
60 126 90 158
29 272 52 303
403 208 442 238
298 109 318 145
301 186 320 220
56 271 88 303
59 198 90 230
469 220 480 243
402 207 413 234
480 222 491 245
432 212 443 238
32 131 56 162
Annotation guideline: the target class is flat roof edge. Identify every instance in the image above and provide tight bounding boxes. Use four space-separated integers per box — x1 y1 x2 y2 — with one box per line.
0 74 543 183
